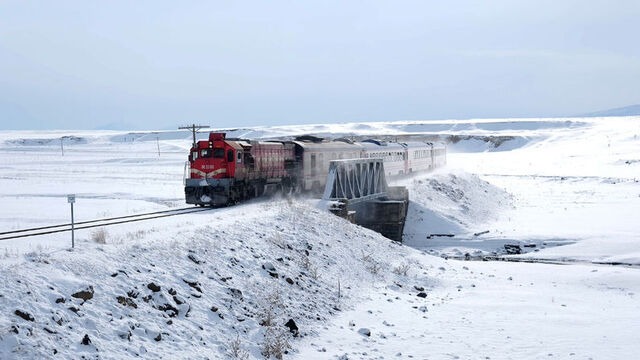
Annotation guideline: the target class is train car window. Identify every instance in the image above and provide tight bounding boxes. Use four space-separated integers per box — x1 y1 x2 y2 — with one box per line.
310 154 317 176
244 153 255 167
237 152 242 163
213 148 225 158
191 151 199 161
227 149 234 162
201 149 211 158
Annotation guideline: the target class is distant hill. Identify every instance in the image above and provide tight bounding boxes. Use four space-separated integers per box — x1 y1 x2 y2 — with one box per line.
578 104 640 117
93 121 137 131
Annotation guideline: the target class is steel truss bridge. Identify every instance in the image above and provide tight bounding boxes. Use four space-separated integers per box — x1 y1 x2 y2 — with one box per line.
322 158 389 203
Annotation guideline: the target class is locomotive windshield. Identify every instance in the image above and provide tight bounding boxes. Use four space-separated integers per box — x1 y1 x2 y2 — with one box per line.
213 148 225 158
199 148 225 158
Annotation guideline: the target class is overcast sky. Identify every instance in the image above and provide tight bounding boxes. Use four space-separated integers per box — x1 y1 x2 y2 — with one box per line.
1 0 639 130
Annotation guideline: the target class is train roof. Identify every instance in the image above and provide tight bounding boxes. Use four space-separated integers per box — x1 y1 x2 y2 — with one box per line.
401 141 435 149
361 139 387 146
292 140 363 151
294 135 324 143
359 141 405 151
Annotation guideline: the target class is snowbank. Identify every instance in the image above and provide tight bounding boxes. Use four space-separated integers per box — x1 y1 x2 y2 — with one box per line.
0 200 444 359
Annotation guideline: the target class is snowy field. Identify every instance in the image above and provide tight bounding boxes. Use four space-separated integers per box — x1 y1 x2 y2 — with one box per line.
0 117 639 359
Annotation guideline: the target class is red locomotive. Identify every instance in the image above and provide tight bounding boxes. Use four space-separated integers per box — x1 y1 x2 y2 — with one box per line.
185 132 446 206
185 132 297 205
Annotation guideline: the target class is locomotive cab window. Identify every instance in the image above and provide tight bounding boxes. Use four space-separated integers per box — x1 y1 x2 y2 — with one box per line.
200 149 211 158
227 149 234 163
213 148 225 158
237 152 242 163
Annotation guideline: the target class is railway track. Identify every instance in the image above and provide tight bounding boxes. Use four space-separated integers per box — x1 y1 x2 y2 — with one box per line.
0 206 213 241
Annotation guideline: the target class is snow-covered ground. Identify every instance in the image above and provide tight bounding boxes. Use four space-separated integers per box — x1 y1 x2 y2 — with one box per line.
0 117 639 359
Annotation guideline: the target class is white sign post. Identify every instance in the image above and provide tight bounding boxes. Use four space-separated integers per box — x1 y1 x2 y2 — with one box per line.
67 194 75 248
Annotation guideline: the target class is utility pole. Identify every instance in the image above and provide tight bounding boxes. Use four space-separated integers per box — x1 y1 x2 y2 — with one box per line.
179 124 210 148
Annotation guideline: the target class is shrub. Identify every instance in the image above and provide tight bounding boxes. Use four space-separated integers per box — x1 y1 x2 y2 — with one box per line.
392 263 411 276
91 228 108 244
261 326 291 360
228 335 249 360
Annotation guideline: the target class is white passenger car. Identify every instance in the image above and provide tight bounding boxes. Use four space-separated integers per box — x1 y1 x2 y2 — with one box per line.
360 139 407 177
292 137 363 192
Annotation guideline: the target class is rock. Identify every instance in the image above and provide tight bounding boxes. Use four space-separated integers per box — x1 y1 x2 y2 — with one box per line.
262 262 278 278
504 244 522 255
72 286 94 302
414 285 425 292
14 309 34 322
285 319 299 337
286 277 294 285
147 283 161 292
188 254 202 264
417 292 428 298
157 303 179 317
118 330 132 340
229 288 243 299
117 296 138 309
358 328 371 337
81 334 91 345
173 296 185 305
183 279 202 293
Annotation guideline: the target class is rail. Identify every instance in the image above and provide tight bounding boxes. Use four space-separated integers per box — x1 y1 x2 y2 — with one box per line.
0 206 212 241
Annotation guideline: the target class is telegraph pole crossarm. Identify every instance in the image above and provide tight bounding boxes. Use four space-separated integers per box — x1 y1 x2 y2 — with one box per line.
179 124 210 148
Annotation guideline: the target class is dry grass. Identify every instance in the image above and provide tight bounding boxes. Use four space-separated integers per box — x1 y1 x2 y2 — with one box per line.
91 228 108 244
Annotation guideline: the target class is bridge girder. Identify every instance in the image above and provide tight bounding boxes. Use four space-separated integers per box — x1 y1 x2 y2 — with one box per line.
322 158 388 204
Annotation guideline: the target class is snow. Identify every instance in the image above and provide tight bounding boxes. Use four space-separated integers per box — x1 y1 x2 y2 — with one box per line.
1 116 640 359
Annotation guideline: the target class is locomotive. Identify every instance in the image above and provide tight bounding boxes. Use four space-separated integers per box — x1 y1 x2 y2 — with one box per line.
184 132 446 206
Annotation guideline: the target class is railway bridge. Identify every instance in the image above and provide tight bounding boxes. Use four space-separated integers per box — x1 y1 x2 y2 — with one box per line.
322 158 409 241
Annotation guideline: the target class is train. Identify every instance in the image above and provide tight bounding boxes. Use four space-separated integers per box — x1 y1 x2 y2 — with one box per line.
184 132 446 206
